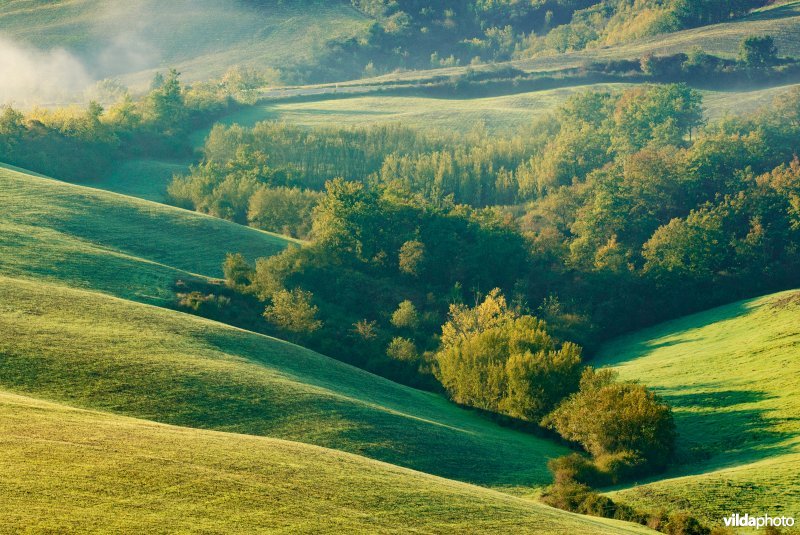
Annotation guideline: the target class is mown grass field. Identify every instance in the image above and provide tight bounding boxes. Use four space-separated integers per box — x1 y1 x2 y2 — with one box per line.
594 290 800 524
0 0 369 89
0 164 291 305
0 390 654 534
0 275 570 488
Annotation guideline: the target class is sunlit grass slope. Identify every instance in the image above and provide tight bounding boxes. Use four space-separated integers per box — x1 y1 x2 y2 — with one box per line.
594 290 800 523
0 0 369 88
207 83 795 140
0 275 569 488
217 84 632 134
0 164 290 305
0 391 654 534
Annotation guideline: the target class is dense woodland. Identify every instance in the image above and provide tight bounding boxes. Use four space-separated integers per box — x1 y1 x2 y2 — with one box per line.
0 67 263 180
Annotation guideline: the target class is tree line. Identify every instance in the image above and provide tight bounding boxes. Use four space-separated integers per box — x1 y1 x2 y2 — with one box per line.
0 67 264 181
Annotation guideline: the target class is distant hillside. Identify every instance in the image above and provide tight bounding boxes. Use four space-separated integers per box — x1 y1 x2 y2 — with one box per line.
0 164 291 306
0 0 792 94
0 390 654 534
0 275 569 488
0 0 370 91
594 290 800 523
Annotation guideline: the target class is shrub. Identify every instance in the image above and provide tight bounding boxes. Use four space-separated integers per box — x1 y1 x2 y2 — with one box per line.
543 367 676 475
263 288 323 337
390 300 420 330
435 289 583 421
664 511 711 535
386 337 418 362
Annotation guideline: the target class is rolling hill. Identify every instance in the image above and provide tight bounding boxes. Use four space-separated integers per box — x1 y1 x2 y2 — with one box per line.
0 274 569 488
0 163 291 305
594 290 800 524
0 390 654 534
0 0 369 92
208 83 799 137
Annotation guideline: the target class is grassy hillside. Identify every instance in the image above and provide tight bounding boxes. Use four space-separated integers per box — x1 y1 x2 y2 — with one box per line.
0 275 571 488
0 164 290 305
0 0 369 89
0 391 653 534
93 159 189 203
208 83 796 138
594 290 800 523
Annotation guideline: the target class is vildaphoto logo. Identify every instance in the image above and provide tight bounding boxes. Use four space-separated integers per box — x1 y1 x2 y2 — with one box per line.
723 513 795 529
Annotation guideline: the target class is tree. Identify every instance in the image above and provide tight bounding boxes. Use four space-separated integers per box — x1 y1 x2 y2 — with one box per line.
386 337 418 362
146 69 187 134
435 289 583 421
391 300 419 330
739 35 778 71
222 253 254 289
398 239 425 276
263 288 322 338
544 368 677 473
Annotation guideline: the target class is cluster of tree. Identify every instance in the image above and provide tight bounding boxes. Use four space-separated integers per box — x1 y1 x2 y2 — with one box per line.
213 178 532 388
521 85 800 341
167 119 545 216
281 0 768 82
519 0 767 56
174 83 800 354
0 67 262 182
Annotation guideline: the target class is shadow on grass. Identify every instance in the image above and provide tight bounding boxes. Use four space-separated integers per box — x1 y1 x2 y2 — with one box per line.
741 2 800 23
660 386 794 472
598 299 754 367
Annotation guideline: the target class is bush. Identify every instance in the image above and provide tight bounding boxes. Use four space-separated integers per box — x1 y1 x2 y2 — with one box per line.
435 289 583 421
548 453 608 487
543 367 676 476
386 337 418 362
664 511 711 535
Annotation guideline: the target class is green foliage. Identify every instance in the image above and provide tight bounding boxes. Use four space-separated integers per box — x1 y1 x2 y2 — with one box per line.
0 70 239 183
398 239 426 276
738 34 779 70
435 289 583 421
391 300 420 330
544 367 677 473
223 252 255 289
248 186 321 238
386 337 419 362
263 288 323 338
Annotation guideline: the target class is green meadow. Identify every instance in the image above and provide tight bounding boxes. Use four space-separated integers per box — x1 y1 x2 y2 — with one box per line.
0 275 570 488
596 290 800 523
0 164 291 305
0 390 653 534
